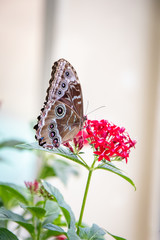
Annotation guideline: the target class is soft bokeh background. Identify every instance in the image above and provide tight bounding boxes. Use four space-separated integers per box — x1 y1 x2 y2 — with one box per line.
0 1 160 240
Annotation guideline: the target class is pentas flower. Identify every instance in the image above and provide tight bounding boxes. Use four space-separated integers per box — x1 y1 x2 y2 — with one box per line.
84 119 136 163
24 180 39 194
63 142 74 153
24 180 54 200
76 130 88 145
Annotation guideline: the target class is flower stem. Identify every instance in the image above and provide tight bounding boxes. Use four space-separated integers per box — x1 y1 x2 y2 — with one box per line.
77 170 92 234
77 159 95 234
37 222 42 240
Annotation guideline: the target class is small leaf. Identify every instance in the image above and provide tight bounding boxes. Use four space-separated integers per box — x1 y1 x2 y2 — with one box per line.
38 165 56 179
16 222 34 237
16 142 88 169
0 207 26 222
45 200 60 217
20 204 46 219
43 201 60 225
95 162 136 190
42 181 76 230
0 228 18 240
79 224 106 240
106 231 127 240
43 223 66 236
41 230 66 240
53 214 67 227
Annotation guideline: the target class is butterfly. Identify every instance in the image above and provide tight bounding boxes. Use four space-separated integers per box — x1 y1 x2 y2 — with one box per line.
34 58 86 149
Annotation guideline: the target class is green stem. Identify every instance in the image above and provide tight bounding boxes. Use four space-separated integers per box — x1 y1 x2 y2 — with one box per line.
31 194 37 240
37 222 42 240
77 159 96 234
43 199 47 208
36 199 46 239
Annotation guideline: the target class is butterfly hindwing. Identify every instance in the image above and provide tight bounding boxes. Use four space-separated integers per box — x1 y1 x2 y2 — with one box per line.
39 101 81 148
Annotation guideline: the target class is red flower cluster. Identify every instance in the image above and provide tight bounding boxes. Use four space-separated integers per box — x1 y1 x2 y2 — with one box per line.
24 180 39 194
85 119 136 163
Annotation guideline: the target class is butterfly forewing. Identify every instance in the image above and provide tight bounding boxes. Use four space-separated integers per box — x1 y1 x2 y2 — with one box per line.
47 59 83 117
34 59 85 149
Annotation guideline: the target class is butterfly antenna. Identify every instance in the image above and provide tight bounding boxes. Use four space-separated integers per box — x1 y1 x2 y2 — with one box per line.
85 100 89 116
87 105 106 116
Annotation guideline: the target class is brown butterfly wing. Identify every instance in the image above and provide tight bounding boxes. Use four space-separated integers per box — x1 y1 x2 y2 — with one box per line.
39 101 81 148
46 59 84 119
34 59 84 149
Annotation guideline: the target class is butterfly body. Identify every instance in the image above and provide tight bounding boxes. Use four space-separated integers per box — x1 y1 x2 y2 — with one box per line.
34 59 85 149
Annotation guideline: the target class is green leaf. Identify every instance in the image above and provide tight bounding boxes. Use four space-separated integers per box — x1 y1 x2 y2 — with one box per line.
106 231 127 240
43 223 66 236
95 162 136 190
20 204 46 219
0 208 34 237
67 228 81 240
79 224 106 240
38 165 56 179
43 201 60 225
0 140 25 149
16 222 34 237
41 230 66 240
0 207 26 222
0 182 30 206
0 190 17 209
39 159 79 185
0 220 6 228
0 228 18 240
16 142 88 169
45 200 60 217
35 200 61 226
42 181 76 230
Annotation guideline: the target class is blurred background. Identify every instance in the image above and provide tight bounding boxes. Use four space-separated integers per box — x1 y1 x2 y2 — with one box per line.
0 0 160 240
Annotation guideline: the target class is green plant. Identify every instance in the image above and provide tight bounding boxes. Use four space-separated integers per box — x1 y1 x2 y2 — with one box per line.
0 119 136 240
